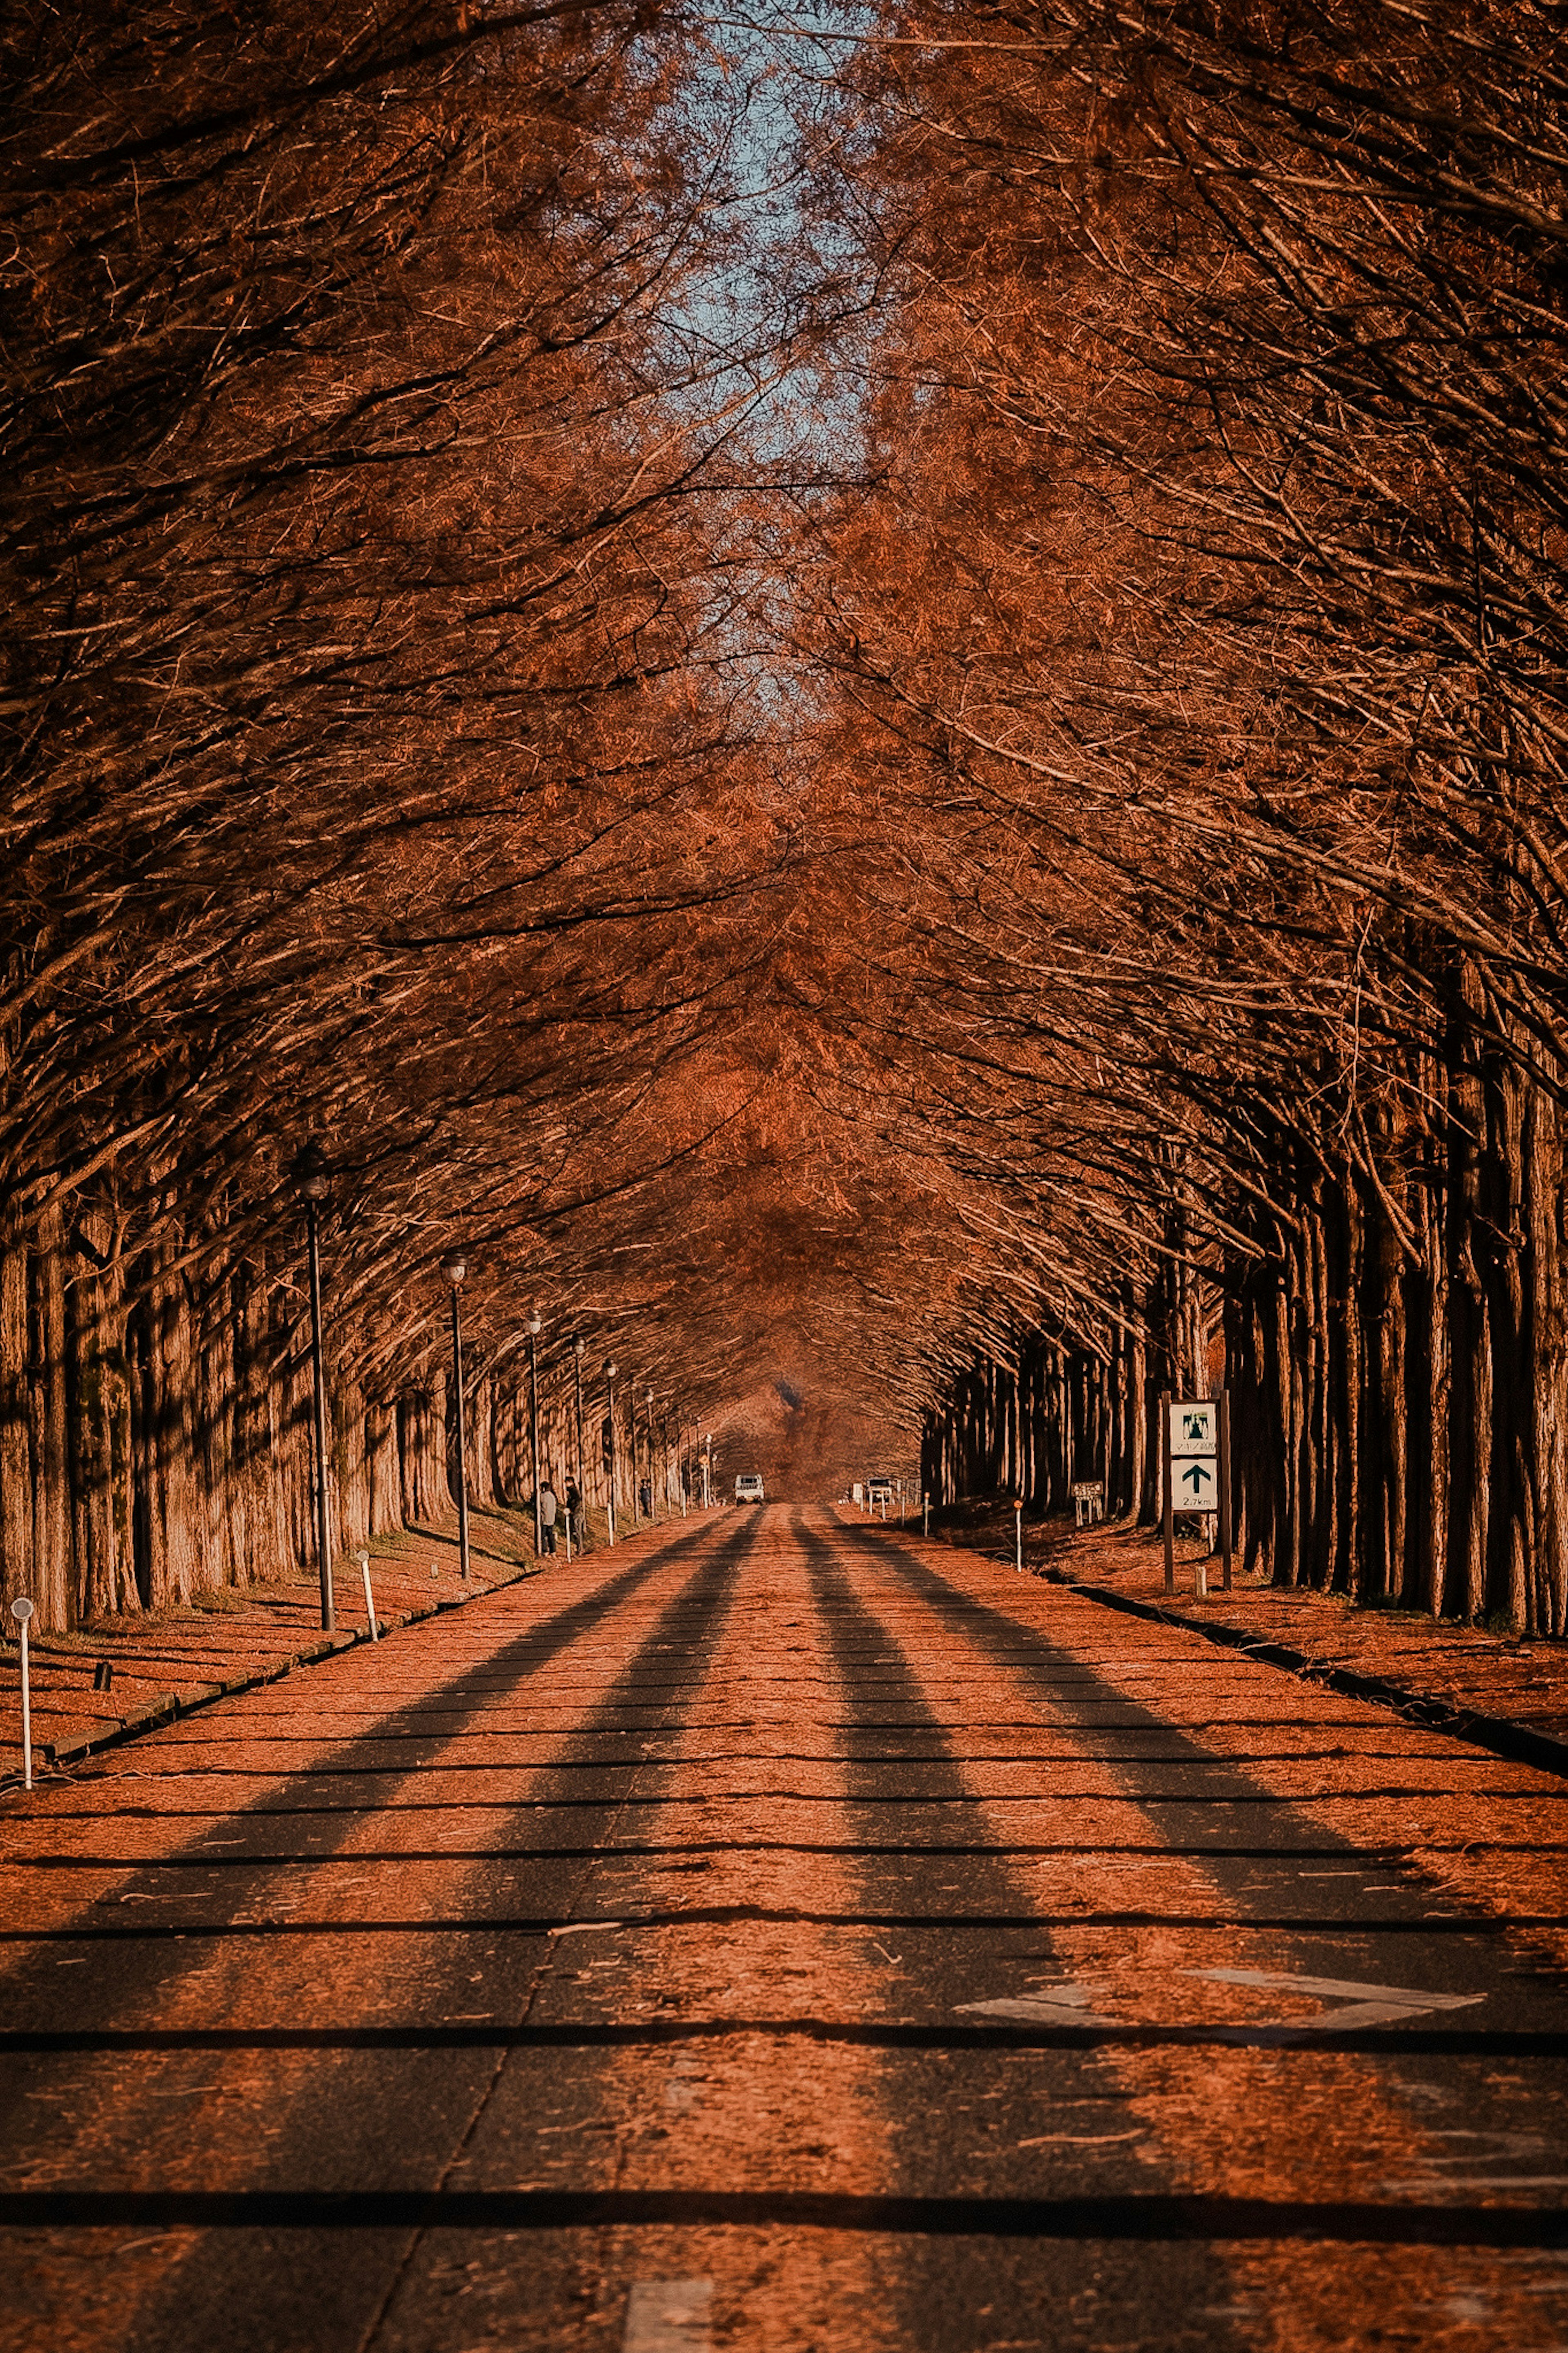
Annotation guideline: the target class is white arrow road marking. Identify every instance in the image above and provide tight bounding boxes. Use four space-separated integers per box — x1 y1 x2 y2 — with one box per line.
1187 1967 1486 2031
623 2279 712 2353
957 1981 1110 2027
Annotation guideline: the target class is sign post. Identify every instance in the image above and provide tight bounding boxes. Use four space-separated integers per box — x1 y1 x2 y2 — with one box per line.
1165 1398 1223 1599
1218 1388 1233 1590
1160 1392 1174 1594
11 1597 35 1790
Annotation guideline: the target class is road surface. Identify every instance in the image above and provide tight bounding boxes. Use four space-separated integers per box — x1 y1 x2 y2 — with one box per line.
4 1506 1568 2351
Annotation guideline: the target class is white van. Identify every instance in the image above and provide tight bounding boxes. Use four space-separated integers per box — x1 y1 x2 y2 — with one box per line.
734 1474 765 1505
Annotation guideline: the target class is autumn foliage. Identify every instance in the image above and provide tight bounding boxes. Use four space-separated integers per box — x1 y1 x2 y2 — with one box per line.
5 0 1568 1630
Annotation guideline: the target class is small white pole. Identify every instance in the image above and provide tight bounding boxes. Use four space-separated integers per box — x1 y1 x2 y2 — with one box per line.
923 1493 931 1537
564 1511 572 1563
12 1598 35 1789
1014 1502 1023 1574
359 1553 379 1641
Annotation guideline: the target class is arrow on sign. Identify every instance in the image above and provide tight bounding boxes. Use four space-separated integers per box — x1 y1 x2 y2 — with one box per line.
1180 1462 1214 1497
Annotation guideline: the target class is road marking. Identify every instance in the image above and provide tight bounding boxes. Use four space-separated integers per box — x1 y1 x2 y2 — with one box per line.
1187 1967 1486 2030
957 1981 1109 2027
623 2278 712 2353
1016 2131 1143 2148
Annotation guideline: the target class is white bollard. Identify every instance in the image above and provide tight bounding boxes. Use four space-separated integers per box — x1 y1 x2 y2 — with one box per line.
923 1494 931 1537
1014 1503 1023 1573
359 1552 379 1640
1196 1559 1208 1599
11 1597 35 1789
565 1513 572 1563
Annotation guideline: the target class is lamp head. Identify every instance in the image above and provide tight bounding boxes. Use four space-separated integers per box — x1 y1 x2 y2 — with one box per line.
526 1312 542 1337
604 1358 617 1380
572 1334 584 1359
440 1252 467 1288
294 1140 330 1204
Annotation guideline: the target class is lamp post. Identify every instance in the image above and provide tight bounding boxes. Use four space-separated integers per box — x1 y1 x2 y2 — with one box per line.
644 1386 655 1523
526 1310 543 1555
703 1432 712 1510
441 1252 471 1582
603 1359 618 1544
572 1335 586 1539
294 1144 335 1632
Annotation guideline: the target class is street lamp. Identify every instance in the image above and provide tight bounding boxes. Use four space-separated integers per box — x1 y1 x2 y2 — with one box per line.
441 1252 471 1582
645 1385 655 1523
603 1359 618 1544
294 1143 334 1632
526 1310 543 1556
572 1336 586 1533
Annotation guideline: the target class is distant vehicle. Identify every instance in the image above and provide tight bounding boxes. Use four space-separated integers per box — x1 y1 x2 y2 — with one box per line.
734 1474 765 1505
866 1476 894 1508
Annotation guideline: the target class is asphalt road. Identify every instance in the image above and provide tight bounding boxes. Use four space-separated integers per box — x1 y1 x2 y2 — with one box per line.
5 1505 1568 2352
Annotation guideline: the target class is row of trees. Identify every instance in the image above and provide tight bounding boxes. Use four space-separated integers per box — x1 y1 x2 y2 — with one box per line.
0 1 802 1627
10 0 1568 1633
801 0 1568 1631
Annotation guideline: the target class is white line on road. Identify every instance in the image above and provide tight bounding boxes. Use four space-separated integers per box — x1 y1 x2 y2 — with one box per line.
623 2278 713 2353
1187 1967 1485 2030
957 1981 1110 2027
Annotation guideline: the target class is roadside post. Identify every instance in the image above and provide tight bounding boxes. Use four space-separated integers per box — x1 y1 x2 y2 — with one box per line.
1014 1500 1023 1573
923 1492 931 1537
358 1552 379 1641
11 1597 34 1789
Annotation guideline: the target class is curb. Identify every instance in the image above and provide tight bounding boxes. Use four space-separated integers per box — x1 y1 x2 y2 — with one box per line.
1012 1554 1568 1784
27 1566 538 1776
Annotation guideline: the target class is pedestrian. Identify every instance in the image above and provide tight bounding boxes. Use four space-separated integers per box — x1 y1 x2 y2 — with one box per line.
539 1473 559 1555
639 1476 652 1520
565 1474 582 1549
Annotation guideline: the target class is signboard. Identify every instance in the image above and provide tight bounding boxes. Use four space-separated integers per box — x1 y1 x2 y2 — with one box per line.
1167 1401 1217 1456
1160 1389 1232 1603
1170 1455 1218 1506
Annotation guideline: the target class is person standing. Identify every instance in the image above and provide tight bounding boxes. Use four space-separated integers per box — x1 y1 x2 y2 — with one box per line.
564 1474 582 1550
538 1474 559 1555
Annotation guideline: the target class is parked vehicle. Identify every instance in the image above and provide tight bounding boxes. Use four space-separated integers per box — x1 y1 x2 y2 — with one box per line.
734 1473 765 1505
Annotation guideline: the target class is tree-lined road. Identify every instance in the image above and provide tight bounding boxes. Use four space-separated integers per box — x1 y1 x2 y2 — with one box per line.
5 1509 1568 2351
